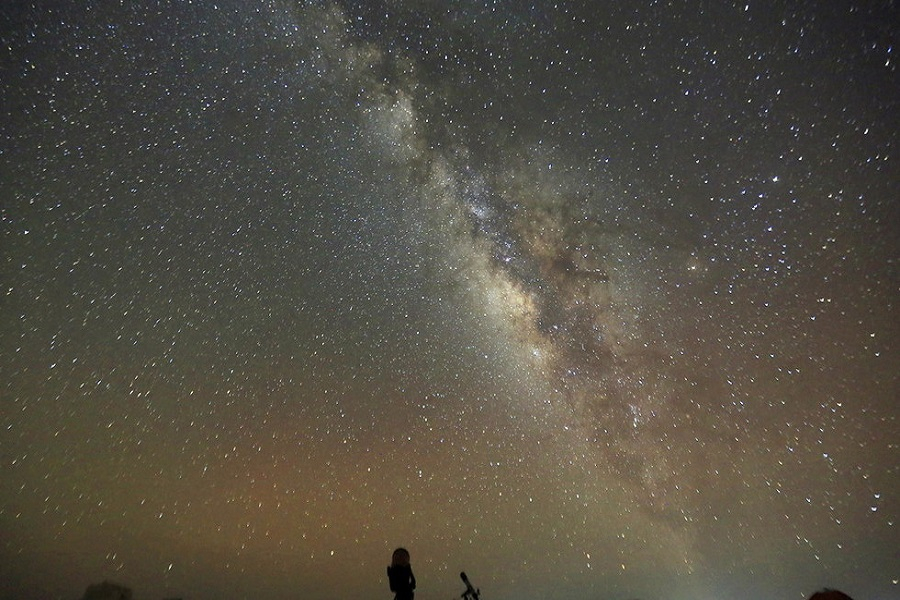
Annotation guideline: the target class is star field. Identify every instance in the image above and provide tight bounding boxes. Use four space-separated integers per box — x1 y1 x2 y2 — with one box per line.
1 2 898 600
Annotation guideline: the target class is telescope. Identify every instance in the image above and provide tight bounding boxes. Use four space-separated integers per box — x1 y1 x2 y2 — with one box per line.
460 571 480 600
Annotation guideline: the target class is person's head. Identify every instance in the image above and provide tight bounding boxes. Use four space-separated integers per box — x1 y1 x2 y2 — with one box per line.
391 547 410 567
809 589 854 600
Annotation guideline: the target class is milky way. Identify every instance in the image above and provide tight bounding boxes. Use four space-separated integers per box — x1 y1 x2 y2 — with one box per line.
2 2 898 600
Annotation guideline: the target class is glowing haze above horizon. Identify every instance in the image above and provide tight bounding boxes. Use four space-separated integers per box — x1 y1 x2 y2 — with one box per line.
1 1 897 599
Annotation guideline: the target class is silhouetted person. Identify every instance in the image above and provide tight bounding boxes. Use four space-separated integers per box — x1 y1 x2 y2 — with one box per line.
387 547 416 600
809 589 854 600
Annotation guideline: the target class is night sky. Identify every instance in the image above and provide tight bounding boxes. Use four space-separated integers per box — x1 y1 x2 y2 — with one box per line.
2 2 898 600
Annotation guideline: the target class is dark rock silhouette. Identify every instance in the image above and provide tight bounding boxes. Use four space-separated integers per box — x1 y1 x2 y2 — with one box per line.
809 590 854 600
81 581 132 600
